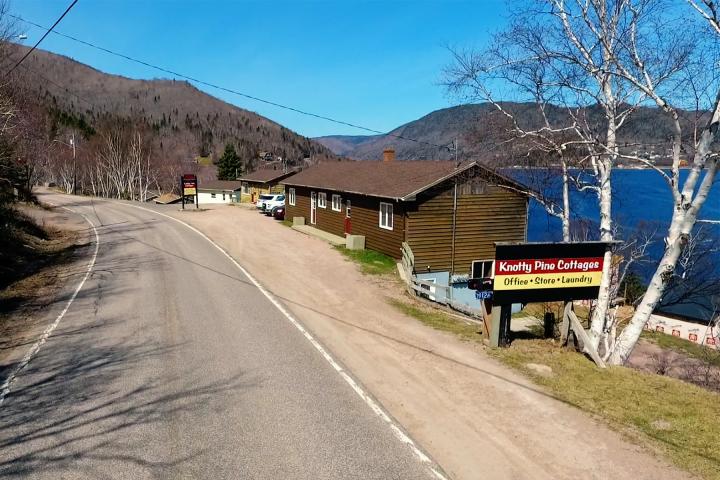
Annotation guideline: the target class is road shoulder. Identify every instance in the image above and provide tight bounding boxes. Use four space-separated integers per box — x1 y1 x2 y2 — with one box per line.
0 203 93 391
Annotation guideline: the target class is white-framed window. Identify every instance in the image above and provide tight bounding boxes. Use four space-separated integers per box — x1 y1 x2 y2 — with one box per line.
211 192 216 199
288 188 296 206
331 194 341 212
379 202 393 230
420 278 437 301
346 199 351 218
241 182 250 194
471 259 495 279
318 192 327 208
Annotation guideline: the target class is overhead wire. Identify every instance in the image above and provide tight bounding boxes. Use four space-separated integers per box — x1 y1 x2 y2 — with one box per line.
17 62 97 110
10 13 455 153
4 1 78 77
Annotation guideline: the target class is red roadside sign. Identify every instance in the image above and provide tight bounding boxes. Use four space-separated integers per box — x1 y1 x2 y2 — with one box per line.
180 174 198 209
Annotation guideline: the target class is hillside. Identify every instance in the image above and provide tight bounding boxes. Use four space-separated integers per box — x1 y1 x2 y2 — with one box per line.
10 45 335 168
316 103 703 165
312 134 379 156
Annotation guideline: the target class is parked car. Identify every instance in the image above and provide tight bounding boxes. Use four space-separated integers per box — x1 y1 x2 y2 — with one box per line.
273 206 285 220
262 194 285 215
256 194 275 211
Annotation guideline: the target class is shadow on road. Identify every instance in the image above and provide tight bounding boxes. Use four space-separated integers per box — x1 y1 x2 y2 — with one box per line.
0 315 253 478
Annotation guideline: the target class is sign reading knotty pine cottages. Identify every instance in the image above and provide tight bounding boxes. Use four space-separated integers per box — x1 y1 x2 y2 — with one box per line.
495 257 603 289
478 241 613 356
492 242 608 304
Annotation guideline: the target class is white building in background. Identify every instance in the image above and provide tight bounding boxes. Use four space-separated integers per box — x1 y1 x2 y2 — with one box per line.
197 180 242 204
646 302 719 350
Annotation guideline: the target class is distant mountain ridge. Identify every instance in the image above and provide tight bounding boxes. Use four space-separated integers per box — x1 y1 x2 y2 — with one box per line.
312 134 379 156
315 103 701 165
12 45 335 167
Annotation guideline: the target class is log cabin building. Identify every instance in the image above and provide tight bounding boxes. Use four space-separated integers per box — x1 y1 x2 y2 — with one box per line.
238 168 296 204
281 151 530 282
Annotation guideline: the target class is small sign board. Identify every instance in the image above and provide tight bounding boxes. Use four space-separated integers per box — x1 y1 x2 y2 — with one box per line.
180 174 198 209
492 242 610 304
182 174 197 196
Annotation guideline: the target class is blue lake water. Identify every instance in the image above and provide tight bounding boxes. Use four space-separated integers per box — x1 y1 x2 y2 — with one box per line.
513 169 719 275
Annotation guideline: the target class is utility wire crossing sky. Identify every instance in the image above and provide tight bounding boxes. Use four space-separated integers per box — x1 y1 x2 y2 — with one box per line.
4 0 77 77
11 13 452 151
12 0 504 138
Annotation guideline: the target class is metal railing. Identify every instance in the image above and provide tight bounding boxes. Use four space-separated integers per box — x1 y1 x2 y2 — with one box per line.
401 242 483 319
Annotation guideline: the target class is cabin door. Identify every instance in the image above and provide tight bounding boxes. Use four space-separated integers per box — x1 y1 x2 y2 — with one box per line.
344 199 351 234
310 191 317 224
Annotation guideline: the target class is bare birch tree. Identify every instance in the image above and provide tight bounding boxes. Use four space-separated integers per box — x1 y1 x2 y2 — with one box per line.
606 3 720 363
446 0 666 357
445 49 575 242
447 0 718 364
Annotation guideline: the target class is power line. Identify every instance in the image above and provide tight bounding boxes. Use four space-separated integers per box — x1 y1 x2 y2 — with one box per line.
19 61 97 109
10 13 453 152
5 1 78 77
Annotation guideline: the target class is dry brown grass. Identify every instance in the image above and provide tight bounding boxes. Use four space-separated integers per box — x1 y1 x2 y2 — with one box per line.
491 340 720 480
0 204 84 350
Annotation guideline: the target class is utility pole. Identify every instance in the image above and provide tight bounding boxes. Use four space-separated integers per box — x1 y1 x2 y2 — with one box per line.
453 138 459 167
71 132 76 195
450 138 459 300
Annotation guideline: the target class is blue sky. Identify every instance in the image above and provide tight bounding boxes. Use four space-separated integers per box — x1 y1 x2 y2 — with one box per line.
12 0 508 138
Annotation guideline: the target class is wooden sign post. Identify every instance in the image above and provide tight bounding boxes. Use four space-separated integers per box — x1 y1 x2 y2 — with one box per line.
181 174 198 210
469 241 614 362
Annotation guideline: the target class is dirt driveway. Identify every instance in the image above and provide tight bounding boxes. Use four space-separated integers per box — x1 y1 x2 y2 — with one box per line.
166 204 691 480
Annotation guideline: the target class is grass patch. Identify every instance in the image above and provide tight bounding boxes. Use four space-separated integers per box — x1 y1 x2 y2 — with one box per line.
334 246 397 275
511 309 534 319
281 219 293 228
491 340 720 480
195 156 213 166
388 298 483 341
511 302 592 326
0 205 69 290
642 330 720 367
1 204 82 320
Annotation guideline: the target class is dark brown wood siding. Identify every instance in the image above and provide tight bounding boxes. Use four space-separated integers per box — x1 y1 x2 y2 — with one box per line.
406 181 528 275
284 186 311 222
346 194 405 258
283 185 405 258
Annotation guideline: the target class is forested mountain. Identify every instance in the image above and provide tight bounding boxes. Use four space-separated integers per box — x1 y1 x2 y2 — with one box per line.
11 45 335 169
316 103 707 165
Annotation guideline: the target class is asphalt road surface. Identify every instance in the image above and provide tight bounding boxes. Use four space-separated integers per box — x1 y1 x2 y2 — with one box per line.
0 193 436 480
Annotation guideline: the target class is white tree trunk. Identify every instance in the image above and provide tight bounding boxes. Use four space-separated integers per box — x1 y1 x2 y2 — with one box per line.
588 168 614 350
561 161 571 242
609 94 720 364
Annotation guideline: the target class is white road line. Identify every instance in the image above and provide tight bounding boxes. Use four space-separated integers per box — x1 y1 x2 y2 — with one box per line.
127 203 449 480
0 206 100 407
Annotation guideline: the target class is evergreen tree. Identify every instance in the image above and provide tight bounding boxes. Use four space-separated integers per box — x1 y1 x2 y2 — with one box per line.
217 143 242 180
619 271 646 305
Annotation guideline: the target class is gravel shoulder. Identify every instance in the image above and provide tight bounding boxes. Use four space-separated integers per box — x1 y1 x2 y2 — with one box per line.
0 203 91 387
163 203 693 480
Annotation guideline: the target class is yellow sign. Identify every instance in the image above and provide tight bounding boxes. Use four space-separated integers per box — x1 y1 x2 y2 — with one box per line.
183 187 196 195
494 271 602 290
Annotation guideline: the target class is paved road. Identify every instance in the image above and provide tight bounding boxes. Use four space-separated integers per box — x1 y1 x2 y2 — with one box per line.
0 193 435 479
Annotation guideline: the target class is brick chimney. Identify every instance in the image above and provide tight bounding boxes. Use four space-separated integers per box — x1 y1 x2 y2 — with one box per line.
383 148 395 162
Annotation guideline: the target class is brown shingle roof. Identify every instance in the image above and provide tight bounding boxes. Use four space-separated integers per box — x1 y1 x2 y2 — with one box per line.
198 180 243 191
238 168 296 183
154 193 182 204
281 160 525 200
